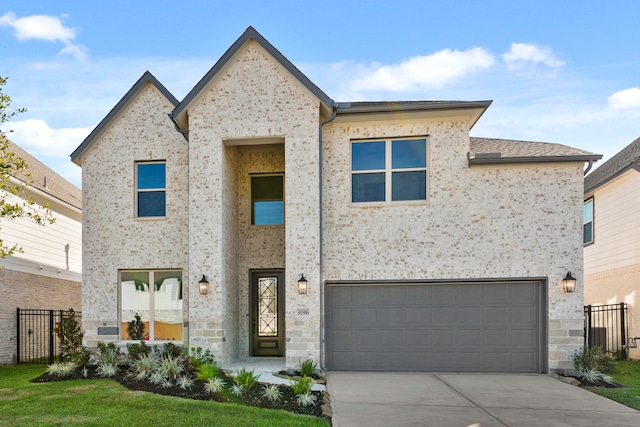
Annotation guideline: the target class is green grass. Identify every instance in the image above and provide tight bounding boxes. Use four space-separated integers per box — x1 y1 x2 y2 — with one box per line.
584 360 640 410
0 365 329 427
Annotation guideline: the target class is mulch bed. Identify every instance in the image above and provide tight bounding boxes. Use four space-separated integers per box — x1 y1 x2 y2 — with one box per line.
32 366 326 418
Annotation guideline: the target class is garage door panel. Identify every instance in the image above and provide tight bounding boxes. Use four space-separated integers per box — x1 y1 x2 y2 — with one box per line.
326 281 544 373
328 307 352 328
407 307 431 325
353 308 377 327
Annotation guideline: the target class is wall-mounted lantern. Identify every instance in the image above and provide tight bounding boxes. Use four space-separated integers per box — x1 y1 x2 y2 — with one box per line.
298 274 308 294
199 275 210 295
562 271 577 293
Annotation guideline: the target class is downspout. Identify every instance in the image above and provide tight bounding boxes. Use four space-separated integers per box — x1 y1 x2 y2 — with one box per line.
318 103 338 370
583 159 594 176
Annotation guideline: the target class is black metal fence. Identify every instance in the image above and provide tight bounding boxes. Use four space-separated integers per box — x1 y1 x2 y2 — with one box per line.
584 303 628 359
16 308 82 364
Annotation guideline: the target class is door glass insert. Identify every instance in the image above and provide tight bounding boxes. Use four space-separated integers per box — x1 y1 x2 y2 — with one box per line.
258 277 278 336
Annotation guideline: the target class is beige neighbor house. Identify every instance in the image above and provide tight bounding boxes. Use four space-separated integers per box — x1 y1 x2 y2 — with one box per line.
584 136 640 360
71 27 601 373
0 139 82 364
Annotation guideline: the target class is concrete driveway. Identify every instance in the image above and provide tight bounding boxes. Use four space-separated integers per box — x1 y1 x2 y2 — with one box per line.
327 372 640 427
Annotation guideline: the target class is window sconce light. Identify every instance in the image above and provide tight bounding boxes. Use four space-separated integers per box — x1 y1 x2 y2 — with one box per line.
298 274 308 294
562 271 577 293
199 275 210 295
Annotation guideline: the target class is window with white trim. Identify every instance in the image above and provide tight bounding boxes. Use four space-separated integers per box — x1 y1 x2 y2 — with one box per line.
120 270 183 341
351 138 427 203
136 162 166 217
584 198 594 245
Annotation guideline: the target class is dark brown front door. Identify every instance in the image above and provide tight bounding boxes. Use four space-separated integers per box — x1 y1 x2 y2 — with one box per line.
251 270 284 356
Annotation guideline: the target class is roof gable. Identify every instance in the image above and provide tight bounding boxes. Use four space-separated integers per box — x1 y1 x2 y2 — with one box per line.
70 71 178 166
584 136 640 194
170 26 334 132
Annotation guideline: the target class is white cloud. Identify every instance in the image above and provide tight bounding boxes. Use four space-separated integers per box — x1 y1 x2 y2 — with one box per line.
350 47 495 92
503 43 565 71
0 12 89 61
608 87 640 110
3 119 91 157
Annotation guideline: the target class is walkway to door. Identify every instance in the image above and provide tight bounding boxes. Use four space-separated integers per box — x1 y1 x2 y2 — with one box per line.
327 372 640 427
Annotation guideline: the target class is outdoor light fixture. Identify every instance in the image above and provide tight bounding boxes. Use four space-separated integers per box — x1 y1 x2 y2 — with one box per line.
298 274 308 294
562 271 577 293
199 275 210 295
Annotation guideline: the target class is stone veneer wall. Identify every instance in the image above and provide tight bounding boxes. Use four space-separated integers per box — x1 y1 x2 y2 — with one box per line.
80 83 189 348
321 118 585 371
0 268 81 363
186 40 321 367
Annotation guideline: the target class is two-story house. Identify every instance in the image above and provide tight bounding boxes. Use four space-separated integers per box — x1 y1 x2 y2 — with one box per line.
0 139 82 364
584 136 640 360
71 27 601 373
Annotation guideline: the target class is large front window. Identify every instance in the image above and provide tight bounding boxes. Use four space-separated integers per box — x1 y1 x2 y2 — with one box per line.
136 162 166 217
120 270 183 341
352 138 427 203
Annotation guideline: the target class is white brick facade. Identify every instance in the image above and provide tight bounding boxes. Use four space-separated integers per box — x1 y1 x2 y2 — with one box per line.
72 27 594 372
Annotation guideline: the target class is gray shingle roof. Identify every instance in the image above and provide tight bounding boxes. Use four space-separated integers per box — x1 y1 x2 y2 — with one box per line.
469 137 602 165
584 136 640 194
6 139 81 209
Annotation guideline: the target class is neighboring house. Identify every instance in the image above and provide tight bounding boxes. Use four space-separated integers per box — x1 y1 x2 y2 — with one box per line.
584 136 640 360
0 139 82 364
71 27 601 373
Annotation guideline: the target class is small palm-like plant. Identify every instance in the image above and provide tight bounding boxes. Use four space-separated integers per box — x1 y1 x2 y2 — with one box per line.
177 375 194 390
97 363 118 378
300 359 318 377
262 384 283 402
47 362 76 377
230 384 245 397
195 363 219 381
159 354 184 379
296 392 317 407
204 377 226 394
233 368 260 389
289 375 314 395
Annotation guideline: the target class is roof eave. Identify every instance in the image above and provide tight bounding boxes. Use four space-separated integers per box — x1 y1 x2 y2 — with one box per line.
335 100 492 128
468 154 603 167
584 163 640 195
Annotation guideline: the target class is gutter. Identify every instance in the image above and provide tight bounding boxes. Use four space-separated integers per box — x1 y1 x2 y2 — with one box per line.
318 103 338 370
467 153 603 167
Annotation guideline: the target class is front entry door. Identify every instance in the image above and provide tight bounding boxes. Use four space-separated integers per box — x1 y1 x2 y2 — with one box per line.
251 270 284 356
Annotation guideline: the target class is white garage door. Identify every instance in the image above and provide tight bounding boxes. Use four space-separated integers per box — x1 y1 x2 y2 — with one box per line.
325 280 546 372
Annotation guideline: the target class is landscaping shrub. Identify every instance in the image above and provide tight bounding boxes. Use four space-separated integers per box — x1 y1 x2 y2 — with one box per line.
573 345 617 375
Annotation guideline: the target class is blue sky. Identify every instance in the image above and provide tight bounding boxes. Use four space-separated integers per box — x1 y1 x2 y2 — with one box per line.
1 0 639 188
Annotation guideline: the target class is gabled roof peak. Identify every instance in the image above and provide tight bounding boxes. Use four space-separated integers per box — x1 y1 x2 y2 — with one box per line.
70 71 178 165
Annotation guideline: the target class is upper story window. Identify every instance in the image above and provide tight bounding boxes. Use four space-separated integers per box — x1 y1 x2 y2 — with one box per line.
136 162 166 218
584 198 594 245
251 174 284 225
352 137 427 203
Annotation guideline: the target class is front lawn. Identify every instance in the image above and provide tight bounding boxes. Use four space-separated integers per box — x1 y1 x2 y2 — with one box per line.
584 360 640 410
0 365 329 427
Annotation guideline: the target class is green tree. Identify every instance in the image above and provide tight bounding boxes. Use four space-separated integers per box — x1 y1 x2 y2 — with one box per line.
0 76 55 258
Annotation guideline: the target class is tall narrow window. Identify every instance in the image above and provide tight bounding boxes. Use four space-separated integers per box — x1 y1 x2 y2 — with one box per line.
251 175 284 225
120 270 183 341
352 137 427 203
136 162 166 217
584 198 594 245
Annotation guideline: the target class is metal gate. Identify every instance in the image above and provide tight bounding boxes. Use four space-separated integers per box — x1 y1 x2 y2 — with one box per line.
584 303 628 358
16 308 82 364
